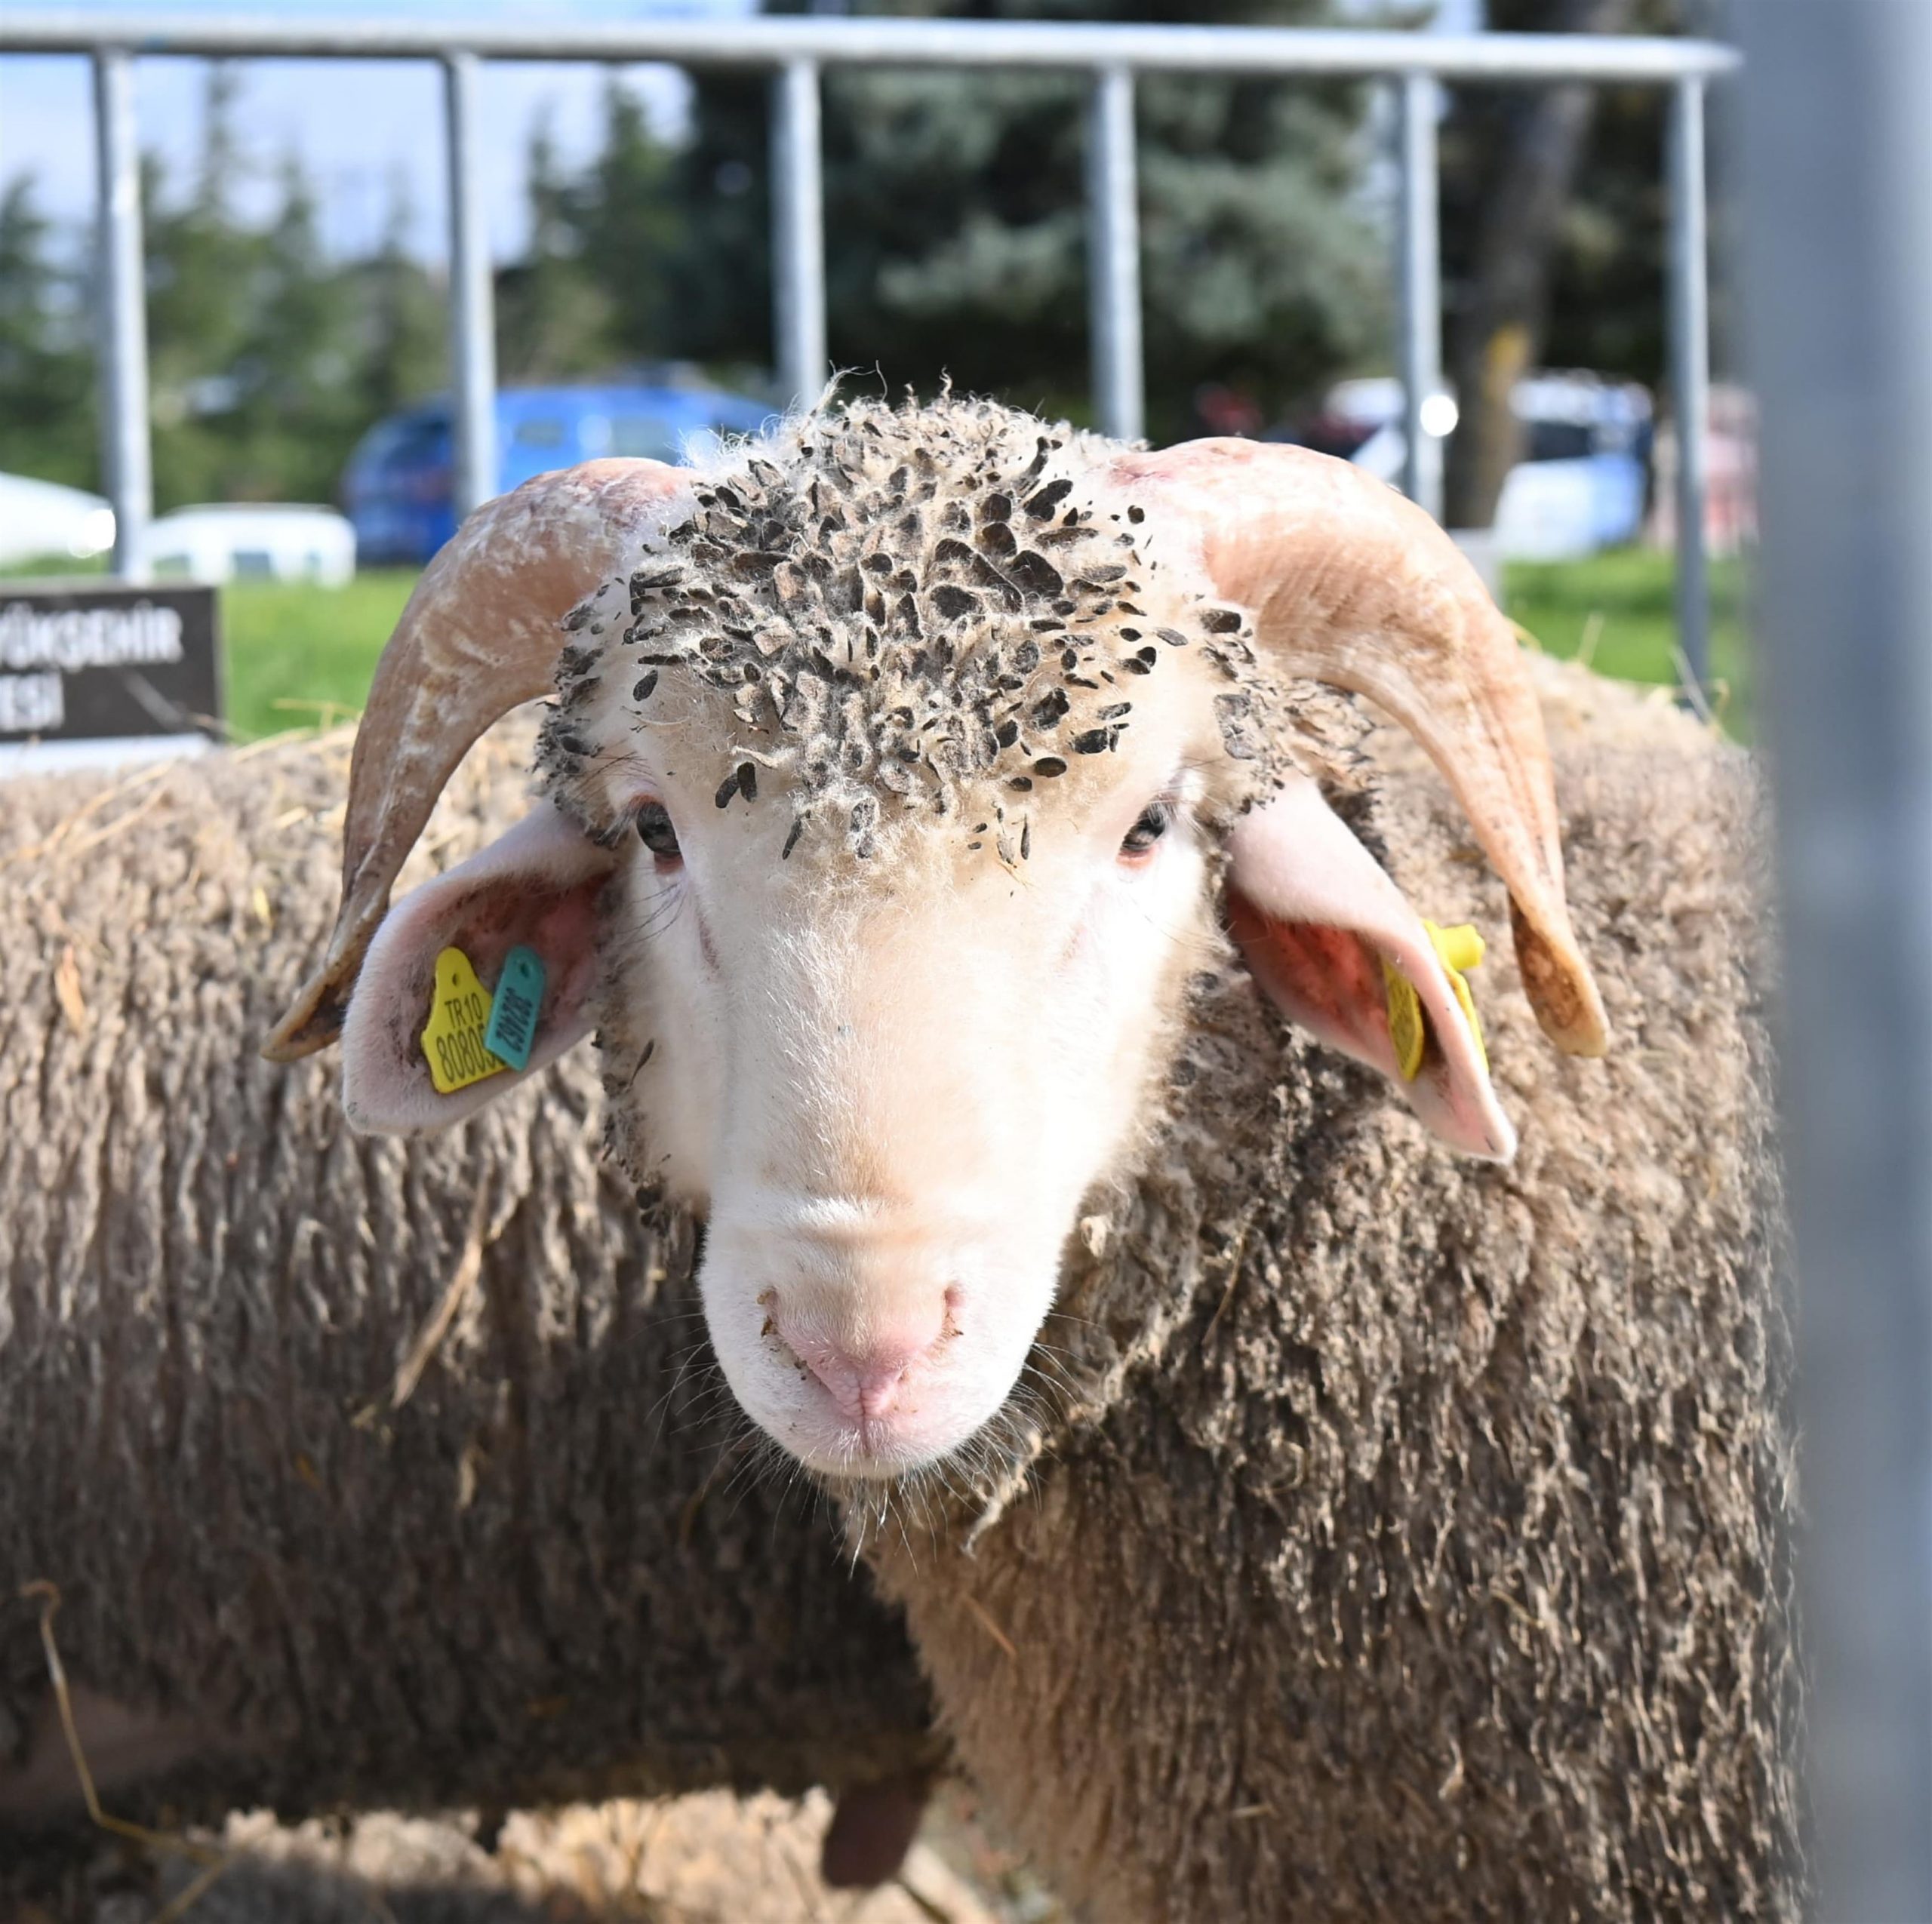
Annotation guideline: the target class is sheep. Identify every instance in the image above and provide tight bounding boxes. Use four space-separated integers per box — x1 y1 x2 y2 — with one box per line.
266 393 1798 1920
0 727 942 1885
30 1789 1008 1922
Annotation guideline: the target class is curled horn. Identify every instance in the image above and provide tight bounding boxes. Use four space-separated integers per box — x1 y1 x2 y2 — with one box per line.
1113 438 1607 1057
263 458 690 1062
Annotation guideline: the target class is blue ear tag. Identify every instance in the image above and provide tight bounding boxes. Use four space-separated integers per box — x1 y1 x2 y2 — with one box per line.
484 945 547 1073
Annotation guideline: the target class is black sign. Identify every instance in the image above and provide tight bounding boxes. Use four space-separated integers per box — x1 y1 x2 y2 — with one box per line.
0 579 222 745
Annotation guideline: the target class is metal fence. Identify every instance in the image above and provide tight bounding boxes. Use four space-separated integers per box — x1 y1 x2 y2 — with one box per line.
0 11 1738 684
1745 4 1932 1914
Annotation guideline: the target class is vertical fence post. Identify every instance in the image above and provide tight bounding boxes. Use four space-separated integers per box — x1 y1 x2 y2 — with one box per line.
1667 74 1711 697
1396 70 1444 523
442 49 497 519
1086 63 1144 444
771 57 827 412
93 46 151 580
1745 5 1932 1915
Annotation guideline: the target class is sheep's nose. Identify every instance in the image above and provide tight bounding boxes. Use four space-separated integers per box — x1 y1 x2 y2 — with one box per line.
821 1350 915 1421
804 1331 932 1422
771 1303 949 1425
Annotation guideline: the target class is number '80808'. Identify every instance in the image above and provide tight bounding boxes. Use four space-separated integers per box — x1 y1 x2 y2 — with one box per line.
433 992 503 1083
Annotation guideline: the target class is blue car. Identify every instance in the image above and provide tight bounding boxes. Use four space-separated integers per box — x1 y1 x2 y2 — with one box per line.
343 383 775 565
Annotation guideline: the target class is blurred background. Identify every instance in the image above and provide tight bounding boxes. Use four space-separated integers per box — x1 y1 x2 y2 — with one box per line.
0 0 1748 740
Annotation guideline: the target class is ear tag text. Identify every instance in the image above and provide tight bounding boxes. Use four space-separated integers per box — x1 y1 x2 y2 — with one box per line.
484 945 546 1073
1383 921 1488 1083
422 947 510 1095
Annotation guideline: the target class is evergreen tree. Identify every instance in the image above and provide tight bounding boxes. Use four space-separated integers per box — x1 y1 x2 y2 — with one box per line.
353 166 446 423
497 113 612 381
0 178 96 490
1526 0 1734 385
498 81 687 383
232 154 365 499
146 64 273 507
671 0 1388 438
8 63 450 511
140 66 439 508
663 70 773 380
1437 0 1727 525
577 78 683 367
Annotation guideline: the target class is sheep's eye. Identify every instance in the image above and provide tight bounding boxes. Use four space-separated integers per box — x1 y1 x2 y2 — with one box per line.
636 801 682 865
1120 801 1171 862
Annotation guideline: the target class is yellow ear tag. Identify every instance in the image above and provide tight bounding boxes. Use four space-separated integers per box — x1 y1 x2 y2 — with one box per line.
422 947 510 1096
1382 921 1487 1083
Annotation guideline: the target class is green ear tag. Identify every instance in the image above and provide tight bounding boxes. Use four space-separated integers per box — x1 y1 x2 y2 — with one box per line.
484 945 547 1073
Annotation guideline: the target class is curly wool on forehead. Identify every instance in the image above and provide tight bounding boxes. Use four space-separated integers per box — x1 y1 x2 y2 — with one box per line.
540 395 1291 861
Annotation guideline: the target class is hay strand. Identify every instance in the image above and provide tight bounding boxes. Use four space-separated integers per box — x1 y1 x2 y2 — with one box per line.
17 1580 230 1910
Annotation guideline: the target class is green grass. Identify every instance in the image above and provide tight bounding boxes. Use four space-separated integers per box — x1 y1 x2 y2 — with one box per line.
0 553 109 579
9 547 1750 745
0 556 419 742
1503 549 1752 737
220 569 419 740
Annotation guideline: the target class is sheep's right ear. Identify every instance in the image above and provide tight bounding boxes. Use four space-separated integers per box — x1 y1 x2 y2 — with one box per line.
338 803 617 1135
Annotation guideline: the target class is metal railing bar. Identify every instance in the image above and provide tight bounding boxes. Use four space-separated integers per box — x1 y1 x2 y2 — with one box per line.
0 16 1740 84
1085 63 1144 445
29 5 1727 675
1744 5 1932 1909
1396 71 1444 524
771 56 827 414
92 44 150 579
1667 74 1711 698
442 48 498 521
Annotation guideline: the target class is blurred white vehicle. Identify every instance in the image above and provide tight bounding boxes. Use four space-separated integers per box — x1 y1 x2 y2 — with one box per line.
0 473 115 567
1319 373 1654 561
146 503 357 585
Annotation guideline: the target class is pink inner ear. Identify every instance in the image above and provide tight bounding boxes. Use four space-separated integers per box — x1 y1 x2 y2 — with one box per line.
1226 896 1401 1082
436 871 605 1025
340 804 617 1136
1223 776 1517 1163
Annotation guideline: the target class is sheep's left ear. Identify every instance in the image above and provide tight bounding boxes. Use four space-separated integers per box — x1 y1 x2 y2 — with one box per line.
338 803 617 1135
1225 776 1517 1161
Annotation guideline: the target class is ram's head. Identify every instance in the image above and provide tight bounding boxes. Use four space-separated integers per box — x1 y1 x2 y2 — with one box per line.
267 399 1604 1481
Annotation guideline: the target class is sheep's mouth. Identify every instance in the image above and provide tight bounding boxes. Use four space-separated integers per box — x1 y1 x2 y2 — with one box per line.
787 1365 1072 1541
770 1369 1013 1487
740 1348 1060 1498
